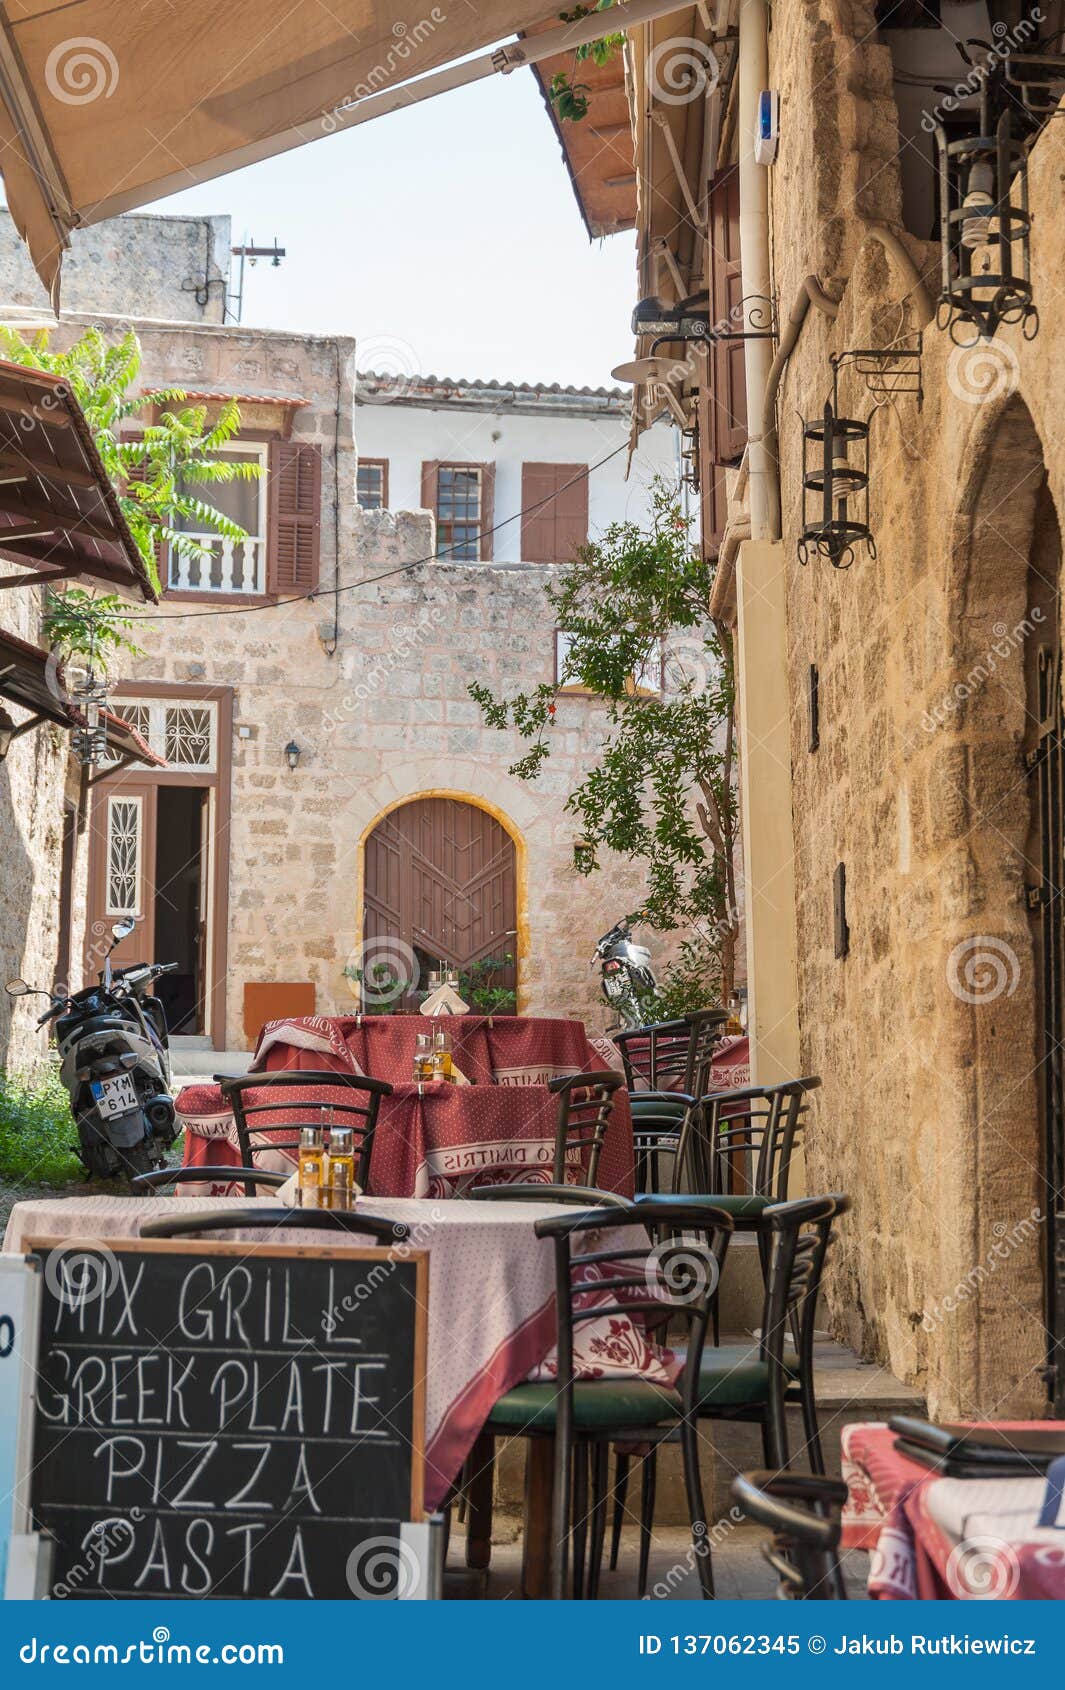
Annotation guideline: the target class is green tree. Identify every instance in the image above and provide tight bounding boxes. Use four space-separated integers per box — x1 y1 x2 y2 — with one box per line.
469 479 739 1003
0 324 260 661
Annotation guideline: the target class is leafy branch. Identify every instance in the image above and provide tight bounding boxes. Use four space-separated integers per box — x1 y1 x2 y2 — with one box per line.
549 0 626 123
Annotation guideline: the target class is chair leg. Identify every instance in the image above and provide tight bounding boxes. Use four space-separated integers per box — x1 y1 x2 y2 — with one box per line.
464 1431 495 1571
637 1449 657 1598
800 1385 826 1474
759 1413 774 1467
586 1441 610 1600
679 1416 714 1600
571 1440 590 1598
609 1451 630 1571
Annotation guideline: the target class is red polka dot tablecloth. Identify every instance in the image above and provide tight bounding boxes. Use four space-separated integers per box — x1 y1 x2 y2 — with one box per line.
176 1014 634 1199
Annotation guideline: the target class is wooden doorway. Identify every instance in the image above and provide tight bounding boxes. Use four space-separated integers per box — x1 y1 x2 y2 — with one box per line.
362 796 518 1008
85 684 232 1047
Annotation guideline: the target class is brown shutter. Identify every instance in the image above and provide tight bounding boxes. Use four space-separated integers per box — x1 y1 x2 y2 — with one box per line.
478 463 495 563
266 440 322 595
521 463 588 563
707 165 747 463
697 389 728 561
421 461 440 555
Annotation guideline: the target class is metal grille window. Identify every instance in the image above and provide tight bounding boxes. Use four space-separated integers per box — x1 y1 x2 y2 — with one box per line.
436 466 483 561
106 796 142 915
104 698 218 772
357 460 388 509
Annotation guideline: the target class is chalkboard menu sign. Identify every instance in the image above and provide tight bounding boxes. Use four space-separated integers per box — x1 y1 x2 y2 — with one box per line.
26 1239 428 1600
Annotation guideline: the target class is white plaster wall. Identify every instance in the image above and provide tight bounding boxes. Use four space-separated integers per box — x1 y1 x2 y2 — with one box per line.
354 402 677 563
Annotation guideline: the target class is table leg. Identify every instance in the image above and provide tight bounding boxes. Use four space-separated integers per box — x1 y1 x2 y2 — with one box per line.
521 1436 556 1599
465 1431 495 1571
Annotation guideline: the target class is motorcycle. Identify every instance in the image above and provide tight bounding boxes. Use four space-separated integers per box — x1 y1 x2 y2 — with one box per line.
6 917 180 1184
594 914 657 1029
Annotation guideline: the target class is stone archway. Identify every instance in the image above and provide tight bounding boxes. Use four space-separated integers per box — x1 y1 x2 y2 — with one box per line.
941 392 1062 1413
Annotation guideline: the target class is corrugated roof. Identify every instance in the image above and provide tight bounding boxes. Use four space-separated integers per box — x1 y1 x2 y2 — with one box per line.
356 371 628 402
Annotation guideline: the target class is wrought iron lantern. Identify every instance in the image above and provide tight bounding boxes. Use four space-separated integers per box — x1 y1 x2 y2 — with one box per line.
932 38 1065 345
798 400 872 571
69 672 109 766
934 86 1035 343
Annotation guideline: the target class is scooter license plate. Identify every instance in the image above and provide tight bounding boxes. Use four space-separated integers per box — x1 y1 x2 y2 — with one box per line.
91 1074 139 1119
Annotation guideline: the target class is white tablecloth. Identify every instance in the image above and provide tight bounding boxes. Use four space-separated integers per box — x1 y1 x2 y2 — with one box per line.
4 1193 662 1512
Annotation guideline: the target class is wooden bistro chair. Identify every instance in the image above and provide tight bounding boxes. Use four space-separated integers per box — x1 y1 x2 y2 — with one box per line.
548 1070 624 1186
482 1199 734 1600
219 1069 393 1197
730 1471 849 1600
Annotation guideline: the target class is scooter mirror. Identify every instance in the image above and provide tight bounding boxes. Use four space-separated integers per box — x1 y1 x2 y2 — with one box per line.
111 918 136 943
5 979 31 996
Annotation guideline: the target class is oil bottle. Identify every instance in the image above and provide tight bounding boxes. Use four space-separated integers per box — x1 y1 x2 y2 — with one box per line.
297 1126 325 1208
326 1125 356 1211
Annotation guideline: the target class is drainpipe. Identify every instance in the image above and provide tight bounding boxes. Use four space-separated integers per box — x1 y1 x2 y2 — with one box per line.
737 0 775 542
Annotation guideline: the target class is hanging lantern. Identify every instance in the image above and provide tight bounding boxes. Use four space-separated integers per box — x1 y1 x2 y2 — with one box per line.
798 401 873 571
69 668 110 766
934 82 1035 344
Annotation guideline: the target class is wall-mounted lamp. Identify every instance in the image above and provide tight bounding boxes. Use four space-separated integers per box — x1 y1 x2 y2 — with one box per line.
933 47 1065 344
799 401 873 571
631 291 776 355
284 740 302 771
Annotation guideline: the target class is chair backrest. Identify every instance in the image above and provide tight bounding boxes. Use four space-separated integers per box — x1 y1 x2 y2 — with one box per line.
533 1198 734 1599
730 1471 848 1599
705 1076 821 1201
221 1069 393 1196
139 1207 409 1246
468 1182 629 1208
628 1093 696 1194
759 1194 850 1465
548 1069 623 1186
131 1166 289 1198
614 1009 728 1096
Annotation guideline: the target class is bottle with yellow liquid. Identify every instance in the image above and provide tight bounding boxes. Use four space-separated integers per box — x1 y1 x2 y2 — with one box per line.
413 1031 433 1082
432 1027 454 1082
297 1127 325 1208
325 1125 356 1211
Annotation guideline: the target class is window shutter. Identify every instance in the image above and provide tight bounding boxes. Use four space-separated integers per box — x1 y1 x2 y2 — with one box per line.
266 440 322 595
521 464 588 563
697 389 728 561
707 165 747 463
478 463 495 563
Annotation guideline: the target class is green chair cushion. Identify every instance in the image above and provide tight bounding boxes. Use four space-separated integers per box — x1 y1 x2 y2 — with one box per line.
670 1342 799 1410
629 1098 690 1122
487 1378 682 1433
633 1191 770 1218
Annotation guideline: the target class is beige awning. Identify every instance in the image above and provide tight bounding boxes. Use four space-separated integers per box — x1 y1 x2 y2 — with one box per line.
0 0 690 303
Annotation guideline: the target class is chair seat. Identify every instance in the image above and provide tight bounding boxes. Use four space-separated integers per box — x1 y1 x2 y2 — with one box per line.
487 1378 682 1432
634 1191 770 1218
670 1342 799 1409
629 1094 691 1119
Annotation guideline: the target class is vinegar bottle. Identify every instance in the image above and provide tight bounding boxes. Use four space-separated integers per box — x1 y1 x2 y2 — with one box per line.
297 1127 325 1208
432 1028 453 1082
326 1126 356 1211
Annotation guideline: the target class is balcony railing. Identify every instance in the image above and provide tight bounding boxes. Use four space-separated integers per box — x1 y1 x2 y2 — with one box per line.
168 535 265 594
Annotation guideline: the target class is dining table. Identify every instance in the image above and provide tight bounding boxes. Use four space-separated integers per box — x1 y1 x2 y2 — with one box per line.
175 1013 635 1199
3 1190 677 1595
841 1420 1065 1599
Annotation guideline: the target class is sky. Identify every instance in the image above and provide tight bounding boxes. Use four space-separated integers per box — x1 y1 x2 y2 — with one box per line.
147 67 639 391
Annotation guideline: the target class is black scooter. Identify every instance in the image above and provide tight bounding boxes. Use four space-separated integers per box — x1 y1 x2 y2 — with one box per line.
6 916 180 1184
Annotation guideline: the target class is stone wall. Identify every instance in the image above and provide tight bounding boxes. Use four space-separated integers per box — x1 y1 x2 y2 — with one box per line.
88 316 654 1047
0 211 231 323
757 0 1062 1415
0 589 85 1074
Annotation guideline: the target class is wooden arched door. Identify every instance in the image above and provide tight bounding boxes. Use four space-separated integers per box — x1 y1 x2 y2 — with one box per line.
363 797 518 1007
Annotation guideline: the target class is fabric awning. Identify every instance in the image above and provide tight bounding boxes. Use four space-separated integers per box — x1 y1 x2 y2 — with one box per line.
0 0 573 301
0 0 693 303
0 624 163 763
0 358 156 600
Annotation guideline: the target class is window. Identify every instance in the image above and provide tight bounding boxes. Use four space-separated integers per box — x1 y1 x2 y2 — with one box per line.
169 443 268 594
521 463 588 563
105 796 143 916
357 459 388 509
103 698 218 773
555 630 663 697
437 466 482 561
